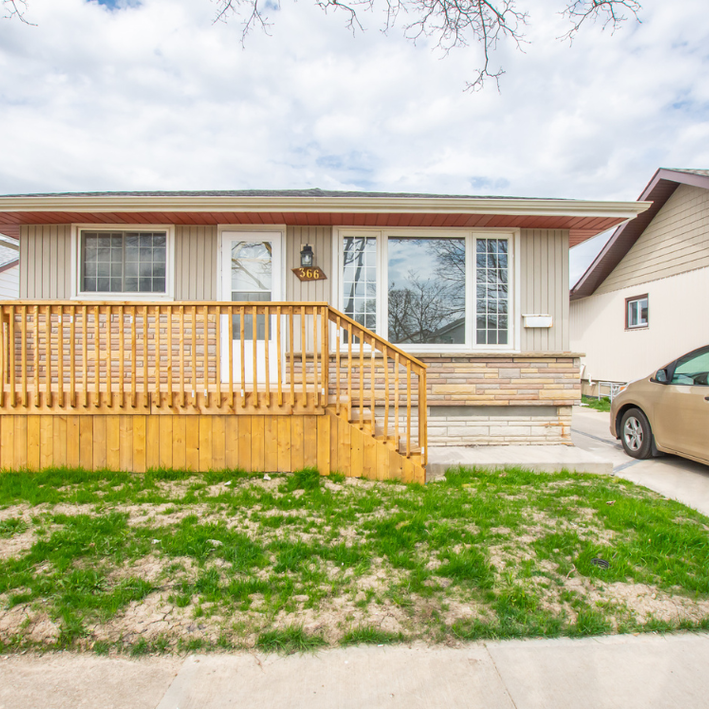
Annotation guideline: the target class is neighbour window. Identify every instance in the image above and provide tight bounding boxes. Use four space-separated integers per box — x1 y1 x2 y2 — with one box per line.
81 231 167 294
626 295 648 329
339 231 512 349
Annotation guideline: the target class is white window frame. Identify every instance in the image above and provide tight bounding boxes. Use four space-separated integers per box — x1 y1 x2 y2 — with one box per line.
71 224 175 301
626 294 649 330
332 227 518 352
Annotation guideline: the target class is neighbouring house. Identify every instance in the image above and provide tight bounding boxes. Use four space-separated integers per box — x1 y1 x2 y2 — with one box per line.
570 169 709 395
0 189 647 481
0 237 19 299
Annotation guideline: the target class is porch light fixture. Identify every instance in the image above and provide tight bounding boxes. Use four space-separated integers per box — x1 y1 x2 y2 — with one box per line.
300 244 314 268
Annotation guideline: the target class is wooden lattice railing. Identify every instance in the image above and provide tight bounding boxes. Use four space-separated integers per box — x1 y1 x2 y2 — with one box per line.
0 302 427 462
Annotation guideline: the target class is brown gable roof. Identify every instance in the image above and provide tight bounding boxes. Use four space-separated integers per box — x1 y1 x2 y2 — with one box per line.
570 168 709 300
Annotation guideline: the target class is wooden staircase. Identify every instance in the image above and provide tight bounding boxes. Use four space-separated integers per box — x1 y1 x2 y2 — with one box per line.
325 403 426 484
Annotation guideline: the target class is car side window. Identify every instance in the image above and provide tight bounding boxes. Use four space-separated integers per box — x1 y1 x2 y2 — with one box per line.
671 349 709 386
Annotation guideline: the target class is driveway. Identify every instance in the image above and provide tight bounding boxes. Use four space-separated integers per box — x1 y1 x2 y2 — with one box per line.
572 406 709 516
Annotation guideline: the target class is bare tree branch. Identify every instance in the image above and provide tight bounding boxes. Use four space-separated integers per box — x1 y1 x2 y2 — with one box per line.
213 0 640 89
213 0 275 45
5 0 642 88
2 0 35 25
560 0 641 42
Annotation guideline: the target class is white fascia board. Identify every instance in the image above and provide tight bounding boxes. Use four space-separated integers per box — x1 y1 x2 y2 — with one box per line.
0 195 652 220
0 233 18 250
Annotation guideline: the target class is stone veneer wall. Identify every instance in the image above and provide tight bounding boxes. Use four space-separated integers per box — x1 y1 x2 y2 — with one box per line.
418 354 580 446
420 354 581 407
425 405 573 446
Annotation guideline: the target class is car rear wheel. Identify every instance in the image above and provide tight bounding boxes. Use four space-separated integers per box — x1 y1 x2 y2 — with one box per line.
620 408 653 459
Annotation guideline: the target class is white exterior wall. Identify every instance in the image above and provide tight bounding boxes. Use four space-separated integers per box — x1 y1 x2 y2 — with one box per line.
570 266 709 383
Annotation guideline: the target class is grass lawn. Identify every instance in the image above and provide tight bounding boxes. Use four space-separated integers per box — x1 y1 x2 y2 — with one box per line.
581 395 612 413
1 466 709 655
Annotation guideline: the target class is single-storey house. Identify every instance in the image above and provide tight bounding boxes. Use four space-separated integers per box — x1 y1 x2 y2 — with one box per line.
571 169 709 393
0 189 647 482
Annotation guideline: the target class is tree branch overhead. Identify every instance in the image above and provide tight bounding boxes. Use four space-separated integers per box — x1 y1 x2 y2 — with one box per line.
3 0 642 89
213 0 640 89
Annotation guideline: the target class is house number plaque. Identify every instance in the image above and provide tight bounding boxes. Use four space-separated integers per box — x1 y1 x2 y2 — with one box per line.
292 267 327 282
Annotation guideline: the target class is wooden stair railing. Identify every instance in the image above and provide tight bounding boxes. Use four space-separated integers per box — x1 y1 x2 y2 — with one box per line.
0 301 427 465
325 306 427 465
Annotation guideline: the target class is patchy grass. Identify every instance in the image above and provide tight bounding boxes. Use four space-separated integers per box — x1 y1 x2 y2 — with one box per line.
341 625 405 646
581 395 612 413
2 465 709 654
256 626 327 654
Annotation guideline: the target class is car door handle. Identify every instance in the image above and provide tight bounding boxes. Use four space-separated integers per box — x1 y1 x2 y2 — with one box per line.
706 397 709 401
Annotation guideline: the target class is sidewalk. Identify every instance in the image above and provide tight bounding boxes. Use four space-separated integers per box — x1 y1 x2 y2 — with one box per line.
3 632 709 709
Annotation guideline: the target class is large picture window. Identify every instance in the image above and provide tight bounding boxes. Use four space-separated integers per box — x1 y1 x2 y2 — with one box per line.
388 237 465 345
81 230 167 294
338 230 514 350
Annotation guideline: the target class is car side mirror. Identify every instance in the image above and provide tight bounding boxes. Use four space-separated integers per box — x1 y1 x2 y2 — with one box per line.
655 368 669 384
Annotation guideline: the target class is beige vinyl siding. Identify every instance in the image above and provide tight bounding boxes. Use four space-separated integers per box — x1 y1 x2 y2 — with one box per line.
597 184 709 295
519 229 569 352
284 226 332 352
174 226 217 300
19 224 72 299
285 226 333 304
20 224 217 301
570 265 709 383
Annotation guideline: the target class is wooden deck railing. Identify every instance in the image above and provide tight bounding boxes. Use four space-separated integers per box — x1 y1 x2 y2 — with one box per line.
0 302 427 462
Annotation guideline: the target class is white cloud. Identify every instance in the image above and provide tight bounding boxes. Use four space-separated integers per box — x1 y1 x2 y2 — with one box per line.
0 0 707 207
569 229 613 288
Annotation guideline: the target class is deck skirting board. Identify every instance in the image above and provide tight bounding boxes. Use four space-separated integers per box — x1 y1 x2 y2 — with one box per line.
0 411 425 483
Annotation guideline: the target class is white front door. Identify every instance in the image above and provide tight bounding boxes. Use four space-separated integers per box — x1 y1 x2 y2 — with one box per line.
220 231 283 384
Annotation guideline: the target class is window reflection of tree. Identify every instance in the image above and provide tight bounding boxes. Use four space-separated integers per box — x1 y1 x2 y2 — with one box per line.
477 240 508 344
343 238 376 329
231 241 272 293
387 239 466 344
230 241 273 341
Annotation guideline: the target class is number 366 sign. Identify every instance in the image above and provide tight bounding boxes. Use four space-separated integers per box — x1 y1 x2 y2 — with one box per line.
292 267 327 282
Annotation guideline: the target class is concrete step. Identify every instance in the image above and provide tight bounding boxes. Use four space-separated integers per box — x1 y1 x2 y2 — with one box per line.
427 444 613 481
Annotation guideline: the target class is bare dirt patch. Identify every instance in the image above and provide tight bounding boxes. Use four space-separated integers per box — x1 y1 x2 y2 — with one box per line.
588 581 709 625
0 605 60 645
125 504 219 528
0 529 37 561
108 554 166 585
0 505 36 523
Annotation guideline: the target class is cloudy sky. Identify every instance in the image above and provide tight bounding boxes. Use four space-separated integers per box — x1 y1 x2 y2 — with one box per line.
1 0 708 279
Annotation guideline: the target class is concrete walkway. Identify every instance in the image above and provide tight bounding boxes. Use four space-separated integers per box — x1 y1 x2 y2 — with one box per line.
2 633 709 709
427 443 613 480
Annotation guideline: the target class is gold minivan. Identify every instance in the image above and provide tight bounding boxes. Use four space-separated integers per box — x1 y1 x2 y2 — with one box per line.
610 345 709 465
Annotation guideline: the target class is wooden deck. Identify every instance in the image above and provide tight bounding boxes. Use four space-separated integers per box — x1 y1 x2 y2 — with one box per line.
0 302 427 482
